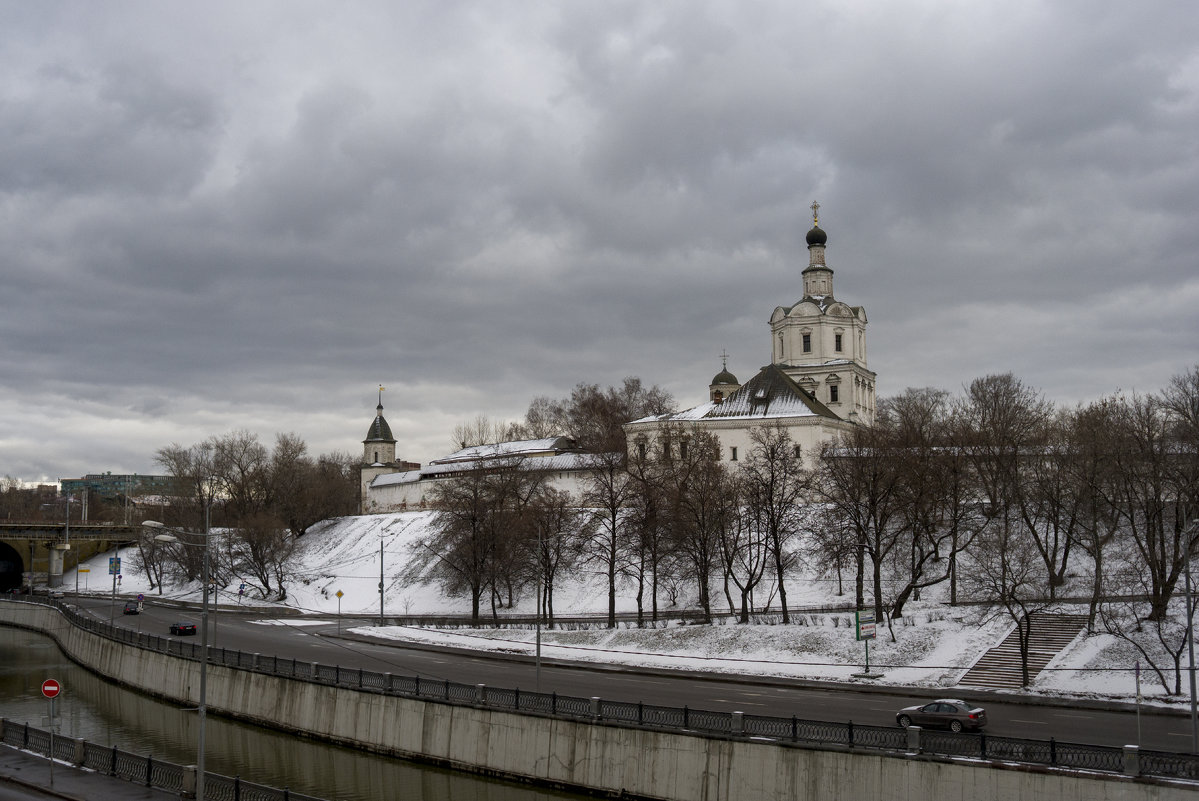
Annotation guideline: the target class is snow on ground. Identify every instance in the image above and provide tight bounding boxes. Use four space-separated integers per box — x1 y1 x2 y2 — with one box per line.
58 511 1190 706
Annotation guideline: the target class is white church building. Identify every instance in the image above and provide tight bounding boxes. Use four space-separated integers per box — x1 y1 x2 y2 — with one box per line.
623 208 875 465
359 207 875 513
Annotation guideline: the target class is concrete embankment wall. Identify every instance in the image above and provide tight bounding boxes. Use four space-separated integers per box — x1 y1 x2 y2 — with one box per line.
2 603 1192 801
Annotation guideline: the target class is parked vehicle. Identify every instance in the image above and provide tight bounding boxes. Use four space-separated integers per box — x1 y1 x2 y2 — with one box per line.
169 622 197 636
123 601 140 615
896 699 986 732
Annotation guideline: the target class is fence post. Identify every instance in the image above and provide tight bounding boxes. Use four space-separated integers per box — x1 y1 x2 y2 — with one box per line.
181 765 196 798
906 725 921 753
683 706 689 728
111 745 117 775
552 692 557 715
1049 737 1057 765
253 653 260 671
1123 745 1140 777
591 697 601 720
413 675 418 696
476 684 486 704
514 687 520 710
791 716 797 742
73 738 85 766
145 755 153 786
638 701 644 725
385 673 393 694
311 662 320 681
732 711 744 734
980 733 986 759
445 679 450 700
358 668 363 688
235 775 241 801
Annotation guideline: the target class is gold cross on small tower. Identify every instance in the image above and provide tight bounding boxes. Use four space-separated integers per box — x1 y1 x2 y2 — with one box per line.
811 200 820 226
720 349 729 370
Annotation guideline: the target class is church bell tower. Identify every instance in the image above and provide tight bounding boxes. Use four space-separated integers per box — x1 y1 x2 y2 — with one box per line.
768 203 876 423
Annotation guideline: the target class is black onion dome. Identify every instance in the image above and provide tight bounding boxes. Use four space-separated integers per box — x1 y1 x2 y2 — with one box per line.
806 224 827 246
712 368 739 386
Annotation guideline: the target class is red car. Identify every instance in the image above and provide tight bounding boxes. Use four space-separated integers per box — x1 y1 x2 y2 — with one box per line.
169 622 197 636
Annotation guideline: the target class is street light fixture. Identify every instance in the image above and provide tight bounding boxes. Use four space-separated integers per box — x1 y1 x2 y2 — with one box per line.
144 507 210 801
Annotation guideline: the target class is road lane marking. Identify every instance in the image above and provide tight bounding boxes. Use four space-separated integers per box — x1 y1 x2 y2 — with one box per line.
1010 719 1048 725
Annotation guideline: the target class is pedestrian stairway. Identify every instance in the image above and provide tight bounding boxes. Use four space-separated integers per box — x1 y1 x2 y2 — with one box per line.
956 612 1088 689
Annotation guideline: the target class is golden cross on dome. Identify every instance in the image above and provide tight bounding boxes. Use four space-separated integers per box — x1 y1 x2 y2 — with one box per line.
811 200 820 226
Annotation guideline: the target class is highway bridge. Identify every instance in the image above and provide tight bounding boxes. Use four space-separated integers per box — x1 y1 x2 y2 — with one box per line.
0 522 141 591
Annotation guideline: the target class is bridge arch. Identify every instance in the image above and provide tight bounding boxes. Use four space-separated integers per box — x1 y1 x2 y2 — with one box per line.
0 541 23 591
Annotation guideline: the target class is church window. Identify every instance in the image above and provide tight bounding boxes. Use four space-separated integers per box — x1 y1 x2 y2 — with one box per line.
730 446 738 461
802 333 811 353
637 440 647 460
835 333 842 352
680 438 689 459
373 451 378 462
830 385 839 403
793 445 802 459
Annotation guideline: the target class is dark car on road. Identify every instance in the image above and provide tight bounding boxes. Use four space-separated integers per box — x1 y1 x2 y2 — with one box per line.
896 699 986 732
123 601 140 615
169 622 197 636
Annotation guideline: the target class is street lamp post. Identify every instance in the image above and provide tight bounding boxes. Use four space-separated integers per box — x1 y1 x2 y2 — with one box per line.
144 501 210 801
1186 520 1199 754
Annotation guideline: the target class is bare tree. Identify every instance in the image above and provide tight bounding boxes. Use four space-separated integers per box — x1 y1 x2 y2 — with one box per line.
583 450 635 628
229 511 294 600
1065 398 1125 628
527 487 588 628
1105 392 1196 621
961 521 1052 687
451 415 520 450
720 477 769 623
1100 589 1192 695
665 429 731 623
624 447 670 625
817 423 904 625
534 377 673 453
421 467 499 624
739 424 811 623
881 388 984 619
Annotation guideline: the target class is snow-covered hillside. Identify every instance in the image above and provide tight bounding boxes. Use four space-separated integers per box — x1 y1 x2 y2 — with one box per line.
59 512 1188 705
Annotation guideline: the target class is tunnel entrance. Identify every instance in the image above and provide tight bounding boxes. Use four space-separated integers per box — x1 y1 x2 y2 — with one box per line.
0 542 23 591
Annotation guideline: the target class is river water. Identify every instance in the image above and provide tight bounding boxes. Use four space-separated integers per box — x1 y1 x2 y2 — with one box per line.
0 626 586 801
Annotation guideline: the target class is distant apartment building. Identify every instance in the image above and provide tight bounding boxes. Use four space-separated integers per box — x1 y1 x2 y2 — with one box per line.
60 473 181 501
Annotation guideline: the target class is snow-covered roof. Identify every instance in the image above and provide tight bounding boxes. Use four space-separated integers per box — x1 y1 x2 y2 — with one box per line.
371 438 607 488
629 364 840 425
371 470 422 488
433 436 578 464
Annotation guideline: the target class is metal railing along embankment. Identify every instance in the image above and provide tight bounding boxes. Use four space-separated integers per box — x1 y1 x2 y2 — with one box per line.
4 595 1198 784
0 718 327 801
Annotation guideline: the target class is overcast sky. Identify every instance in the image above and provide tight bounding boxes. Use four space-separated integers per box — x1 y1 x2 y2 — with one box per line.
2 1 1197 484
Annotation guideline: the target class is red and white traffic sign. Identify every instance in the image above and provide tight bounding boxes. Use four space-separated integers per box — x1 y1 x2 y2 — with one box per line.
41 679 61 698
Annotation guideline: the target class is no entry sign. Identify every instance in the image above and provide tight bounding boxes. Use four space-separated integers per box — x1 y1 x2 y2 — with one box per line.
41 679 61 698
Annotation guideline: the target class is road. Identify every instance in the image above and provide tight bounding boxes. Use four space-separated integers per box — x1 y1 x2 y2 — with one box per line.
73 595 1195 753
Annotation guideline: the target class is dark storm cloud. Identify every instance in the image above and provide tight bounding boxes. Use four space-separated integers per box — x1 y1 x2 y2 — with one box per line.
1 0 1196 483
